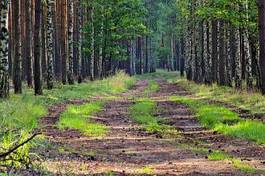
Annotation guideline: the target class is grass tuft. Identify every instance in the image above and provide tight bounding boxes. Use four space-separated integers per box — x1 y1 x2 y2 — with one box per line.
208 150 231 161
136 166 154 175
130 98 178 136
130 99 160 133
144 80 159 95
58 102 108 137
208 151 262 174
216 120 265 145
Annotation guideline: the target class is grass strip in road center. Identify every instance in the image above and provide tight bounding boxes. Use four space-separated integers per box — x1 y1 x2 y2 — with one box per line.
58 102 108 137
143 80 159 95
130 98 178 137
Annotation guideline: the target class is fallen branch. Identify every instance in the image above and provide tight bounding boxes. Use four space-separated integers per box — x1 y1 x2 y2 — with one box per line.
0 133 40 159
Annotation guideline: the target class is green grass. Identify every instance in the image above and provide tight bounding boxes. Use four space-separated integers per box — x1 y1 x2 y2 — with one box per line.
0 72 134 132
208 150 231 161
136 166 154 175
130 99 160 133
58 102 108 137
42 71 135 104
130 98 178 136
0 72 134 169
0 96 47 131
136 69 178 82
216 120 265 144
176 78 265 114
208 150 263 174
140 70 265 115
144 80 159 95
232 159 258 173
170 96 265 144
197 105 240 128
177 143 263 174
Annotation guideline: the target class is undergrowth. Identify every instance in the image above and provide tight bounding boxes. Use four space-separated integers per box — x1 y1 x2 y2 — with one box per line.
0 71 134 132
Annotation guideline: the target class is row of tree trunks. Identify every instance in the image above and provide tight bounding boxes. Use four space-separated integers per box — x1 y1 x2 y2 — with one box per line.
4 0 84 96
0 0 156 98
181 0 257 91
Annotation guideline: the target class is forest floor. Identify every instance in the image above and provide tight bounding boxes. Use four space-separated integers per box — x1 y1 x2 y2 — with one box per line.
15 72 265 175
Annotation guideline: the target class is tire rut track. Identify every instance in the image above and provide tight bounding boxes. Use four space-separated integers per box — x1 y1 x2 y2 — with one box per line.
80 86 238 175
153 80 265 174
30 79 244 175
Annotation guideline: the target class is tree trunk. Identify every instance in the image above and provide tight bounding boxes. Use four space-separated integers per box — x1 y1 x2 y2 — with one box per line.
226 24 233 87
218 20 226 85
67 0 74 84
90 5 95 81
24 0 33 87
244 0 253 89
34 0 43 95
170 34 175 71
0 0 9 98
41 4 47 83
98 5 104 79
61 0 67 84
204 20 211 84
258 0 265 94
20 0 26 80
73 0 79 76
8 1 13 78
47 0 55 89
235 27 242 89
145 35 149 73
211 20 218 83
244 29 253 89
55 0 62 79
12 0 22 94
180 37 185 77
78 1 83 83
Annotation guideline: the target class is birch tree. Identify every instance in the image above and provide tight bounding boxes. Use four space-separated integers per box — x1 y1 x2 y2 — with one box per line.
0 0 9 98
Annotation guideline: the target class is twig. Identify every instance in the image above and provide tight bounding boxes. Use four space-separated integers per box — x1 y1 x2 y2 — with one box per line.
0 133 40 158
